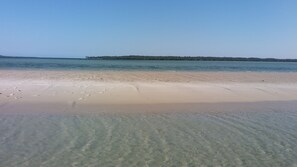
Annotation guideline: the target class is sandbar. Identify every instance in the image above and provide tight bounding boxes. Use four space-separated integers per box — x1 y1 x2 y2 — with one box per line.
1 70 297 112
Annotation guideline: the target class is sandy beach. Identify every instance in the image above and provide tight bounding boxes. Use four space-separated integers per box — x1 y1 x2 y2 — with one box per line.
1 70 297 112
1 70 297 166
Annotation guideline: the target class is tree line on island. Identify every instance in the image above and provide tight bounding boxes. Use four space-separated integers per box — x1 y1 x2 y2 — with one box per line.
86 55 297 62
1 54 297 62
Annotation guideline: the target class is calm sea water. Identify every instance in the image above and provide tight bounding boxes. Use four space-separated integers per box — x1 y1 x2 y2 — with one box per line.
1 58 297 166
1 57 297 71
0 104 296 167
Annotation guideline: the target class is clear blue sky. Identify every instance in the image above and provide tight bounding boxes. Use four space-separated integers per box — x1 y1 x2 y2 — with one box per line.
0 0 296 58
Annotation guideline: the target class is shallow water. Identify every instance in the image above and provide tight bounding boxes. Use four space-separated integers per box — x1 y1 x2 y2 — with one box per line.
1 58 297 71
0 106 296 167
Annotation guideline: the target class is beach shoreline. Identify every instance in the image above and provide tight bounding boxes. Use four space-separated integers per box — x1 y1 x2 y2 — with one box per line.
1 70 297 112
1 70 297 167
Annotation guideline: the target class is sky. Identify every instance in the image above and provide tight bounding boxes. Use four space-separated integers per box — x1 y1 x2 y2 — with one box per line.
0 0 297 58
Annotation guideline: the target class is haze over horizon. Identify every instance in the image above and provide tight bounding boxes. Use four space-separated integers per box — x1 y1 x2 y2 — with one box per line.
0 0 296 59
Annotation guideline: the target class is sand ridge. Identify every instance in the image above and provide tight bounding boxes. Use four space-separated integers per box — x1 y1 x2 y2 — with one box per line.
1 70 297 112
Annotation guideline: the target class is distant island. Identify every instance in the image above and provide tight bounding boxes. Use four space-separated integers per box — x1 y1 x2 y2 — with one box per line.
86 55 297 62
0 55 48 59
0 55 83 60
1 54 297 62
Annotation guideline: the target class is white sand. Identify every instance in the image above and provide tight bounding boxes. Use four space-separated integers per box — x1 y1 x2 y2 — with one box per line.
1 70 297 112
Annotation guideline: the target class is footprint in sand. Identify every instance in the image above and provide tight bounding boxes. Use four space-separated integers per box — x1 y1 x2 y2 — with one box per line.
71 101 76 108
98 88 107 94
6 93 14 98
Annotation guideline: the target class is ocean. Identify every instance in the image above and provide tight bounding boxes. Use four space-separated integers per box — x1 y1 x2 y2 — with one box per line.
1 58 297 167
1 57 297 71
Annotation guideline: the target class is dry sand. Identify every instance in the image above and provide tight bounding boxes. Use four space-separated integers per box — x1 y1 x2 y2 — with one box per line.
1 70 297 112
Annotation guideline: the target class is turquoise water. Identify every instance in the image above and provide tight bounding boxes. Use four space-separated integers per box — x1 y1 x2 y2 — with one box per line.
1 57 297 71
0 103 297 167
